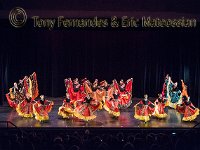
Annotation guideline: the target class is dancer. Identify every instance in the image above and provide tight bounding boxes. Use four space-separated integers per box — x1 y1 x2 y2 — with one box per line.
162 75 170 97
181 80 189 98
16 93 35 118
176 80 199 121
6 82 21 109
153 93 168 119
162 74 171 106
113 78 133 108
6 72 39 109
58 93 74 119
100 80 110 104
66 78 85 106
29 72 39 99
176 96 199 121
88 79 99 100
84 79 104 109
169 81 182 109
73 94 100 121
162 75 181 108
33 95 54 121
134 94 155 122
104 89 120 117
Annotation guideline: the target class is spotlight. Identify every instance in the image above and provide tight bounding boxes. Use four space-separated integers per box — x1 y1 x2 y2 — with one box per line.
172 132 176 135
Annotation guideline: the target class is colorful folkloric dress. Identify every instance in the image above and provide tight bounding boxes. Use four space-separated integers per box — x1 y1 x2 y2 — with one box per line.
169 85 182 109
58 97 74 119
6 72 39 109
176 98 199 121
181 80 188 98
153 97 168 119
134 99 155 122
33 99 54 121
67 79 85 106
101 81 114 104
84 81 104 110
6 87 21 109
16 97 35 118
95 88 105 109
6 80 26 109
74 96 100 121
176 80 199 121
161 76 172 106
29 72 39 99
113 78 133 108
104 92 120 117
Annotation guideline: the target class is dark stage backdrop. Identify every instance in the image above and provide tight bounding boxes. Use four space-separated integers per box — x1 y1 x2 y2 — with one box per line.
0 27 200 107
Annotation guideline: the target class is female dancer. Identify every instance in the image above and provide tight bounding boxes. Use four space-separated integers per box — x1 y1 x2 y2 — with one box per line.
66 78 85 106
153 94 168 119
58 93 74 119
33 95 54 121
104 89 120 117
176 96 199 121
134 94 155 122
181 79 188 98
16 93 35 118
6 82 21 109
84 79 104 109
6 72 39 109
162 74 171 106
176 80 199 121
29 72 39 99
169 82 182 108
73 94 101 121
113 78 133 108
162 75 181 108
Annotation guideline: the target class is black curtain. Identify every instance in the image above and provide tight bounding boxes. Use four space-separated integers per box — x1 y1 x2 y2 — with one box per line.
1 27 200 107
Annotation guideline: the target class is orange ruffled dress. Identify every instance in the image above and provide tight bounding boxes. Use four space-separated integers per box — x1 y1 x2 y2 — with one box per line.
33 100 54 121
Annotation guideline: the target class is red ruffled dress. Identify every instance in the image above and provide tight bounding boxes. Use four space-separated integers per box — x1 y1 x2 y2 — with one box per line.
153 98 167 119
58 98 74 118
84 82 104 110
113 79 133 108
176 100 199 121
33 99 54 121
30 72 39 100
74 96 100 121
6 85 26 109
6 89 19 109
134 99 155 122
104 93 120 117
16 97 35 118
67 80 85 106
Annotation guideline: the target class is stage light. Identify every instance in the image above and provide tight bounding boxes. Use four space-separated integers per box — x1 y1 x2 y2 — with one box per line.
172 132 176 135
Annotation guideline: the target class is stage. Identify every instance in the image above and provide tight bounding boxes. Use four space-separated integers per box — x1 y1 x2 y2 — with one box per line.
0 98 199 128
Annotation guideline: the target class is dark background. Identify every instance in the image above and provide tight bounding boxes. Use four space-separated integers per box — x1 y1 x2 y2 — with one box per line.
1 27 200 106
1 0 200 107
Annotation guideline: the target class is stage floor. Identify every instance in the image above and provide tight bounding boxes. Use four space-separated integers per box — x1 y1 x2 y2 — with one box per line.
0 98 199 128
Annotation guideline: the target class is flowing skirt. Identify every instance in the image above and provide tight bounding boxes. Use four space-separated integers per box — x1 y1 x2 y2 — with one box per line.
153 102 167 119
177 104 199 121
104 98 120 117
6 94 19 109
16 100 34 118
74 100 100 121
33 101 54 121
118 93 132 109
58 102 74 119
134 105 155 122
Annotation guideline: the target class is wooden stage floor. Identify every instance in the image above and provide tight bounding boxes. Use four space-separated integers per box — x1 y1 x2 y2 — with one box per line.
0 98 199 128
